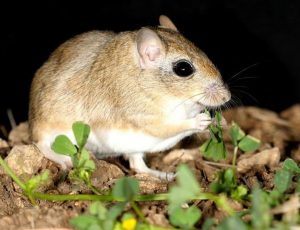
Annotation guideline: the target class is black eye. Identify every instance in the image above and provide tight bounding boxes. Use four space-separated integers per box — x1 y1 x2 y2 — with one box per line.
172 60 195 77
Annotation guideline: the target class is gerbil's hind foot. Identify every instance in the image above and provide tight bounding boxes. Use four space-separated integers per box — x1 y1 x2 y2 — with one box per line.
128 153 175 181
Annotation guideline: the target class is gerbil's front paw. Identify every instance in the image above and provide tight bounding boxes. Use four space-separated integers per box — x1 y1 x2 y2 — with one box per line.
194 113 212 131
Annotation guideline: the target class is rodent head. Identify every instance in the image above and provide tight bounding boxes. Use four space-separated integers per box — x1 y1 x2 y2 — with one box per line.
135 16 231 115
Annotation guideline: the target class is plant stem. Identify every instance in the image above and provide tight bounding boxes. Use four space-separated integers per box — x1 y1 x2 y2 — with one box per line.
31 192 233 214
131 201 148 224
31 192 169 202
86 181 102 195
232 146 239 167
0 156 26 190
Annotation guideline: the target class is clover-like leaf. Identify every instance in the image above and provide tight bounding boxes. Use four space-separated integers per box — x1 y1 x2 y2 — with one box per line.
51 135 77 156
169 165 202 213
70 215 99 230
283 158 300 174
251 187 272 229
177 164 201 195
229 122 245 146
78 149 95 172
274 169 292 194
112 177 139 201
238 135 260 152
72 121 90 150
169 206 201 229
201 140 227 161
216 216 248 230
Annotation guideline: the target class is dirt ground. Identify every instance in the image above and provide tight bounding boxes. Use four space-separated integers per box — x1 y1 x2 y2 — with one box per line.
0 105 300 230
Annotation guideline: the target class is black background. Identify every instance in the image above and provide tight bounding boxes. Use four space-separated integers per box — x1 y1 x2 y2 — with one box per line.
1 0 299 129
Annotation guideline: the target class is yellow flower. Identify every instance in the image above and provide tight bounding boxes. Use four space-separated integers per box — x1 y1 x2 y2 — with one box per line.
121 217 137 230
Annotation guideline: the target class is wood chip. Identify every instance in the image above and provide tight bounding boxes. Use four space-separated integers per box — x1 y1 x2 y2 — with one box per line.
237 147 280 173
163 148 198 164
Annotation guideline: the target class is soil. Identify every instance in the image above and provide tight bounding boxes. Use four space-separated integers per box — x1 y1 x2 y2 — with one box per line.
0 105 300 230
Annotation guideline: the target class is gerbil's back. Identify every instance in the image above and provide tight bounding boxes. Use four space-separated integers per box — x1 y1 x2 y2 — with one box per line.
29 31 115 137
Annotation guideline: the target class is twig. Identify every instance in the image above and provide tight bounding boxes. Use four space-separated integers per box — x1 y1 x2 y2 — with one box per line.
7 108 17 129
203 160 233 168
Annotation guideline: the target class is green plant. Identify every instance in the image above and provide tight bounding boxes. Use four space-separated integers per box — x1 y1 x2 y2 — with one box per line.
71 176 172 230
200 113 260 164
210 168 248 201
229 121 260 167
168 165 233 229
200 112 227 161
51 121 98 193
200 112 260 201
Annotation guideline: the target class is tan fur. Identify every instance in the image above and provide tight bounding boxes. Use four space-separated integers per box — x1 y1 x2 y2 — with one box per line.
29 17 230 141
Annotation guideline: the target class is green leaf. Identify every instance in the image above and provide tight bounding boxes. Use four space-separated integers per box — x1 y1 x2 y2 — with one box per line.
238 135 260 152
283 158 300 174
107 202 126 221
202 218 215 230
251 187 272 229
231 185 248 200
112 177 139 201
84 160 96 172
296 177 300 193
72 121 90 150
25 170 50 193
70 215 99 230
177 164 201 195
78 149 95 171
199 139 210 153
215 111 222 124
168 165 202 214
200 112 227 161
229 122 245 146
202 140 227 161
216 216 247 230
274 169 292 194
89 202 107 220
51 135 77 156
210 168 236 194
169 206 201 229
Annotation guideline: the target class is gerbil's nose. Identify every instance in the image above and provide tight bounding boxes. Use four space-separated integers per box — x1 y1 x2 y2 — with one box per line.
204 82 231 105
206 83 218 94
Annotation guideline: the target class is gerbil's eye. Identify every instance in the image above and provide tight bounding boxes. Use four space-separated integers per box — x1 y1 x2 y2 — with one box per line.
172 59 195 77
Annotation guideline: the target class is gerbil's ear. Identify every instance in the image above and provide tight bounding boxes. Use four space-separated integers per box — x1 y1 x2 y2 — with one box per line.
159 15 178 31
136 28 165 69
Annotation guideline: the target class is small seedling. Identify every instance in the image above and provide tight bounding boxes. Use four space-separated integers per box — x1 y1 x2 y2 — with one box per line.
168 165 234 229
200 112 260 164
200 111 227 161
230 122 260 166
23 170 50 204
273 158 300 195
210 168 248 201
70 176 172 230
168 165 202 229
70 177 140 230
201 114 260 201
51 121 97 192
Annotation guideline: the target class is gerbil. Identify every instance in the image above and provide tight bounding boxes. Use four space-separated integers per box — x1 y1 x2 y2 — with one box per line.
29 15 231 180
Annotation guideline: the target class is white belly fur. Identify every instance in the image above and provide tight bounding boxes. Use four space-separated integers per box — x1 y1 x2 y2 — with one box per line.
88 129 196 156
41 128 197 159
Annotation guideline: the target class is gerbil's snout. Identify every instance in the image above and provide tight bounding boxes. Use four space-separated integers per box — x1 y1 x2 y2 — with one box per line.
200 81 231 107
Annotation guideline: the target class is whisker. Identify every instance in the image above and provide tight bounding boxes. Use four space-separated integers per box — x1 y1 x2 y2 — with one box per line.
227 62 260 83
